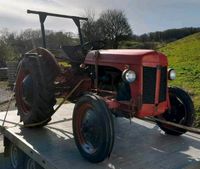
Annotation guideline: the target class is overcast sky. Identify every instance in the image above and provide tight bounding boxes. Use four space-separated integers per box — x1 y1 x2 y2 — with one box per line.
0 0 200 35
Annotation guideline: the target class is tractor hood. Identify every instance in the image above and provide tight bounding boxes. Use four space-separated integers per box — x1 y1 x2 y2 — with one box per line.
84 49 168 66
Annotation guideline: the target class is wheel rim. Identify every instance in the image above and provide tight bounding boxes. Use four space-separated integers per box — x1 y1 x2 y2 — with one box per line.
160 93 187 129
16 67 32 114
10 145 19 168
167 94 186 122
26 158 36 169
22 74 34 106
76 104 103 154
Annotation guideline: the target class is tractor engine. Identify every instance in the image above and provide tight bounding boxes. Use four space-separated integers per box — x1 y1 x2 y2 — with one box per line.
88 65 131 101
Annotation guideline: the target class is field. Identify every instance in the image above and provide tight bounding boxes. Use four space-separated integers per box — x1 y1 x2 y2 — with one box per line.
159 33 200 127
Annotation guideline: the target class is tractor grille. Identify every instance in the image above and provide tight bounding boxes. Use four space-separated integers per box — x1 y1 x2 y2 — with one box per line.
143 67 157 104
143 66 167 104
159 67 167 102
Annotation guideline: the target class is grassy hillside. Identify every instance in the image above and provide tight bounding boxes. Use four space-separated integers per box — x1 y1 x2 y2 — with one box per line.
159 33 200 127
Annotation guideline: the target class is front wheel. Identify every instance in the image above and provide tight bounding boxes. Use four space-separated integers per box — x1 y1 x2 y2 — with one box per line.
73 93 114 163
156 87 195 136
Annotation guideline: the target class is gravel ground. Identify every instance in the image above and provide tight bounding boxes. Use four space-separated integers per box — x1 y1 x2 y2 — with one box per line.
0 89 12 103
0 81 15 112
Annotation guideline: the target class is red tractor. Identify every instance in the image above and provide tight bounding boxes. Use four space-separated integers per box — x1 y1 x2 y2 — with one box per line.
15 10 195 163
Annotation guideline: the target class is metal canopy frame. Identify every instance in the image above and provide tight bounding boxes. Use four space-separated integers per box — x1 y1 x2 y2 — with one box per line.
27 9 88 48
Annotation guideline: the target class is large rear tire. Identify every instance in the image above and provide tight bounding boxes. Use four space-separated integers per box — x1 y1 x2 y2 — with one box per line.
156 87 195 136
15 48 59 127
73 93 114 163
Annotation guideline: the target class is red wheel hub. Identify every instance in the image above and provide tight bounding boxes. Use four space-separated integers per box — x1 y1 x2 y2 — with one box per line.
15 67 32 114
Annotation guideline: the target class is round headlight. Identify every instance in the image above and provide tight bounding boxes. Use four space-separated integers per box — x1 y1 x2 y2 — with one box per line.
122 69 136 83
168 68 176 80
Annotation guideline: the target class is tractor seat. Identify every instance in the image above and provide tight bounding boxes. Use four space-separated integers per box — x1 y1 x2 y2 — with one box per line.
61 45 85 64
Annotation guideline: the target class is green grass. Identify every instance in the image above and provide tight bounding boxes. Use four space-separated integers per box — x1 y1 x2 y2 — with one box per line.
119 40 162 49
159 32 200 127
119 41 144 49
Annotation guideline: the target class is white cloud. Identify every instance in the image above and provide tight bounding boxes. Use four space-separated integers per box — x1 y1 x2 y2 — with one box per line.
0 0 200 34
0 0 86 33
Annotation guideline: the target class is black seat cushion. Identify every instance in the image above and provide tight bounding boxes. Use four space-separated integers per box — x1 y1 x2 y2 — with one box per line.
61 45 84 64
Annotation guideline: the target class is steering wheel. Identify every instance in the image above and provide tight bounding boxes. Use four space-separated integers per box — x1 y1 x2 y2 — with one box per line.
82 40 105 52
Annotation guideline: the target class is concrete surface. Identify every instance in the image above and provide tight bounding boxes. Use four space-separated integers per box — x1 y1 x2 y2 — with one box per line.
0 104 200 169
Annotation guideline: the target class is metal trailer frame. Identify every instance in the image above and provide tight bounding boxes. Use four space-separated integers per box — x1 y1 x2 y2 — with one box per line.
2 127 57 169
1 105 200 169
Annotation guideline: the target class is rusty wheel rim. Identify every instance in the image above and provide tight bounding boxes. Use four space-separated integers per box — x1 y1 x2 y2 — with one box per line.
76 104 102 154
159 93 187 129
16 67 32 114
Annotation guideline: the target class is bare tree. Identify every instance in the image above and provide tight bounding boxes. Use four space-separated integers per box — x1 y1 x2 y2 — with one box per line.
81 9 132 49
81 9 103 43
97 9 132 49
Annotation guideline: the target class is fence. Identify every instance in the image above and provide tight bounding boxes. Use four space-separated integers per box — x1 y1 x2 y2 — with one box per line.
7 61 18 87
0 68 8 80
0 62 18 112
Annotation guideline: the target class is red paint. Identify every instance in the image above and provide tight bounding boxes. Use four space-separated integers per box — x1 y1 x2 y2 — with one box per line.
105 99 120 109
155 67 161 105
85 49 169 118
15 66 31 115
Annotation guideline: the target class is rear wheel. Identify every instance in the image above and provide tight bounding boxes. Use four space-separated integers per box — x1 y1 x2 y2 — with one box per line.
73 93 114 163
15 48 59 127
24 157 43 169
9 143 25 169
156 87 195 136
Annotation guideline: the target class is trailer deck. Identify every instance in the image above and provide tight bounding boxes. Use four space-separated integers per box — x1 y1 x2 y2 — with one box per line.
0 103 200 169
